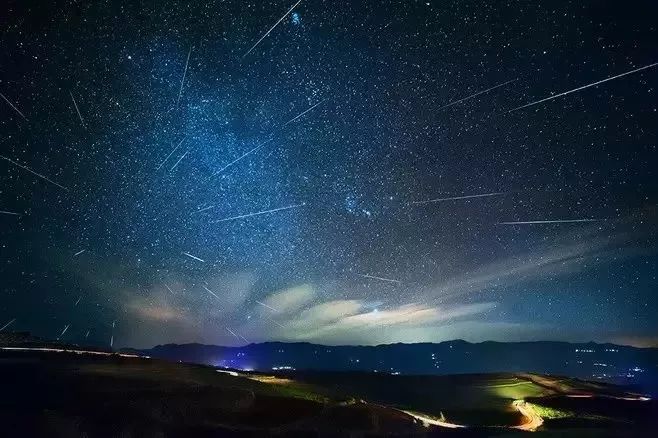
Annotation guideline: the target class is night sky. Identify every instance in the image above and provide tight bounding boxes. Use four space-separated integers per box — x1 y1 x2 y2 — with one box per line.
1 0 656 349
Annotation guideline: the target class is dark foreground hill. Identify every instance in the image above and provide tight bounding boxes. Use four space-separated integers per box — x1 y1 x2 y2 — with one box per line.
1 347 656 436
0 348 426 437
133 340 658 396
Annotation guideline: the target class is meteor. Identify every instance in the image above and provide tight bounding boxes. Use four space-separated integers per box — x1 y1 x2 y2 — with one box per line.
0 92 27 120
412 192 506 204
226 327 240 340
242 0 303 59
282 100 325 126
156 136 186 170
255 300 278 312
163 283 175 294
182 252 205 262
57 324 70 340
358 273 402 284
213 138 273 175
169 149 189 171
498 219 599 225
212 203 304 223
0 318 16 332
202 285 221 300
177 46 192 105
0 155 69 191
73 249 86 257
0 210 20 216
437 79 517 110
74 296 82 306
507 62 658 113
69 91 85 127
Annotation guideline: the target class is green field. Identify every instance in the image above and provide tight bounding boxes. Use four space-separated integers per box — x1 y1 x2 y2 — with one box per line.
261 371 559 427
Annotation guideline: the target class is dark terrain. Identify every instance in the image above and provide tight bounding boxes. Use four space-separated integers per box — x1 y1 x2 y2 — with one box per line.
0 349 424 437
1 342 656 436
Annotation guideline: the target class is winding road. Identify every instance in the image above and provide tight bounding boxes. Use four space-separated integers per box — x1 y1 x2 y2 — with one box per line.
512 400 544 431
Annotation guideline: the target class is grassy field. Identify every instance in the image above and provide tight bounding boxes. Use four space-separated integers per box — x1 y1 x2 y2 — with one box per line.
265 371 558 427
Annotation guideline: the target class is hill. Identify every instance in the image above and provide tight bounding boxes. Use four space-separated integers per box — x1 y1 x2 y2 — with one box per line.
0 347 655 436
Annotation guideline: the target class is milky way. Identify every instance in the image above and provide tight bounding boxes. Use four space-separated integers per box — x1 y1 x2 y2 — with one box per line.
1 0 656 349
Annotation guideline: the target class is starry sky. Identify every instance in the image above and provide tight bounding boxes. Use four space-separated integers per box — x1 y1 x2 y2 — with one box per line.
1 0 656 349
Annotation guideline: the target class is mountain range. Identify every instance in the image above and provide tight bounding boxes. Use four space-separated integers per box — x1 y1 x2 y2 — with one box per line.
132 340 658 396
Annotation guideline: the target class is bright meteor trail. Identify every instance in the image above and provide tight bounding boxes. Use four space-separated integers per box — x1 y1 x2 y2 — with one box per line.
0 318 16 332
202 285 221 300
69 91 85 127
242 0 303 59
498 219 599 225
182 252 205 262
255 300 278 312
0 155 69 191
0 92 27 121
437 79 517 110
213 139 273 175
282 100 325 126
57 324 70 340
211 203 304 223
507 62 658 113
358 274 402 284
169 150 189 172
157 136 186 170
412 192 506 204
176 46 192 105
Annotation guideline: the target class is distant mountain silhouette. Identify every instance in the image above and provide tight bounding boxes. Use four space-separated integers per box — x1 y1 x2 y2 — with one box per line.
131 340 658 396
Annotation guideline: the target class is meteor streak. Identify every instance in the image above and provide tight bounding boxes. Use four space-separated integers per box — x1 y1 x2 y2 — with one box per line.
177 46 192 105
157 136 186 170
69 91 85 127
57 324 70 340
73 249 86 257
255 300 278 312
507 62 658 113
0 318 16 332
242 0 303 59
163 283 174 294
0 210 20 216
212 203 304 223
358 273 402 284
282 100 325 126
202 285 221 300
0 92 27 120
498 219 599 225
0 155 69 191
182 252 205 262
214 138 273 175
74 296 82 306
169 149 189 171
412 192 506 204
226 327 240 340
438 79 517 110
